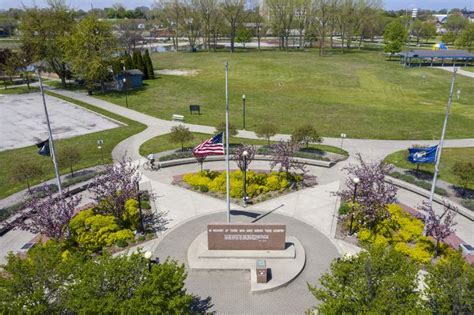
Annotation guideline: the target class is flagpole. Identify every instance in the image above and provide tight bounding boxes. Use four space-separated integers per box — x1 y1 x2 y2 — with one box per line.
225 61 231 223
36 69 63 195
423 67 457 233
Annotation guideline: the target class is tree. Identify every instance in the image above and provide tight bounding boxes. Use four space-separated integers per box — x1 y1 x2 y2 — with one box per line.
255 122 278 145
451 161 474 195
291 124 322 148
135 50 147 79
116 19 144 54
197 0 219 51
337 154 398 231
456 23 474 52
418 201 457 257
233 144 256 172
88 158 141 219
384 20 407 60
64 14 117 92
57 145 81 177
169 125 194 151
251 5 267 51
132 49 140 69
143 49 155 79
410 19 424 45
236 27 252 48
444 15 468 39
384 40 403 60
0 242 194 313
308 245 423 314
266 0 295 51
10 161 43 193
215 121 238 137
424 252 474 314
420 21 436 43
20 2 74 87
270 140 306 175
180 2 201 52
17 186 81 240
221 0 248 53
123 51 133 70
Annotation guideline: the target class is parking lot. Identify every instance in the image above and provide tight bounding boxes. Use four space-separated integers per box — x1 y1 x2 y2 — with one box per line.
0 92 120 151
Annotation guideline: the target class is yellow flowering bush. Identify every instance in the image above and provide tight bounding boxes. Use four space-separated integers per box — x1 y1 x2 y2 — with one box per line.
183 170 294 198
357 204 435 264
69 208 135 252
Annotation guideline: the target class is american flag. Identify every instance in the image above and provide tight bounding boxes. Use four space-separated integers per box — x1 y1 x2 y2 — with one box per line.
193 133 225 156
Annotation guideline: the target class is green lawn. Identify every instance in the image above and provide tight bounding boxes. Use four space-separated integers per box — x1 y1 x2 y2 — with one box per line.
0 86 39 94
384 147 474 190
139 131 348 156
0 92 146 199
95 49 474 140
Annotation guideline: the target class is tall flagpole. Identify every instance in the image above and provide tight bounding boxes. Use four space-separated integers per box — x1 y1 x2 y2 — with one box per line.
423 67 457 235
225 61 231 223
36 69 63 195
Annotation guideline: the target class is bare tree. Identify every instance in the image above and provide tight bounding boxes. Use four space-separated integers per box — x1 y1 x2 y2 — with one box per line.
266 0 295 50
117 19 144 54
180 1 201 51
294 0 313 49
221 0 248 52
196 0 219 51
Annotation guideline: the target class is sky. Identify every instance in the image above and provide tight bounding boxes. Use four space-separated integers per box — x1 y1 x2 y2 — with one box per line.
0 0 473 11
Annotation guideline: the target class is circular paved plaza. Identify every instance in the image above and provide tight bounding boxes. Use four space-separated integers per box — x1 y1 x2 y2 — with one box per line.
154 211 339 314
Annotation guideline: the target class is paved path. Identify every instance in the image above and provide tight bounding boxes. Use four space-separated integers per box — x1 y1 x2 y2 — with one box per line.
435 66 474 78
48 88 474 162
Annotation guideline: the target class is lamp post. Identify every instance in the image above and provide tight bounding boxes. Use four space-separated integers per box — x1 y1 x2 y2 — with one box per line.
136 182 145 233
340 133 347 149
242 94 246 130
123 77 129 108
349 177 360 235
242 150 249 206
97 139 104 165
144 251 153 272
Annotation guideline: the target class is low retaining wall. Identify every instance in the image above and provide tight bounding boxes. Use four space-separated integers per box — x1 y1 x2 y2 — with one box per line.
386 176 474 221
159 154 335 169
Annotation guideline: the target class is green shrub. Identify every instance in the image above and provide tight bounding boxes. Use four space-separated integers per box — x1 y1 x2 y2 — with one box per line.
338 202 351 215
122 199 139 230
141 200 151 210
389 172 448 196
462 199 474 211
199 185 209 192
116 238 128 248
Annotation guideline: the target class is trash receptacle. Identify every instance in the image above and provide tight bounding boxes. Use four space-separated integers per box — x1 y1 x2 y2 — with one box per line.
256 259 267 283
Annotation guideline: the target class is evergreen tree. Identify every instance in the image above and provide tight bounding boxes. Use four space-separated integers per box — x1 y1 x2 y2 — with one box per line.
131 49 140 69
123 52 132 70
143 49 155 79
111 58 123 75
136 50 146 79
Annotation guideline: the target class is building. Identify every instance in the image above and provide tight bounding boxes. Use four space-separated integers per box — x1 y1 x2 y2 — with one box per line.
461 9 474 23
115 69 143 90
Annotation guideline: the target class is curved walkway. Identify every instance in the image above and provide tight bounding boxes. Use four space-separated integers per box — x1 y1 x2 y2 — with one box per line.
154 211 339 314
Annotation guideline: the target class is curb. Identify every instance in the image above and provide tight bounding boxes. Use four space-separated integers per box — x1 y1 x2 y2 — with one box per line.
158 155 335 169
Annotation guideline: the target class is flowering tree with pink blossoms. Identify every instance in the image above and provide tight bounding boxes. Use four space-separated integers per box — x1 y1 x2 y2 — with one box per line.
18 186 81 240
337 154 398 231
418 201 457 257
233 144 256 172
270 140 306 175
88 158 141 219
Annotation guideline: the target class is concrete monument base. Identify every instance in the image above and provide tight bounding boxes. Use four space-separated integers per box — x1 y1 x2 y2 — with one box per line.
187 231 306 293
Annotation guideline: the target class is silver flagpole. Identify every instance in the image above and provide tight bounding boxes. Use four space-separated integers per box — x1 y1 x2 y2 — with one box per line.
225 61 231 223
36 69 63 195
423 67 457 234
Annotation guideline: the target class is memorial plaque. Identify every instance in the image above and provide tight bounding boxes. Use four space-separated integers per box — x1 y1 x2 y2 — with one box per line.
207 223 286 250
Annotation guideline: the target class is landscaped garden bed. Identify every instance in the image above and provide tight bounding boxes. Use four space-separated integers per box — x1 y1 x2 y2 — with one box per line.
173 169 316 205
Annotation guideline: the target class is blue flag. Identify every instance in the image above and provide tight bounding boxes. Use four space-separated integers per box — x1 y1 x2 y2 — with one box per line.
36 139 51 156
407 145 438 164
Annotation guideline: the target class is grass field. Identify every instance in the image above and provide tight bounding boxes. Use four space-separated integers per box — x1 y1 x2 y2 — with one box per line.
95 49 474 140
139 131 348 156
384 147 474 190
0 92 146 199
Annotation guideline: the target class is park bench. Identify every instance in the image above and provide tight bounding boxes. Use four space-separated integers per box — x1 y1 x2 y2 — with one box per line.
172 114 184 121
